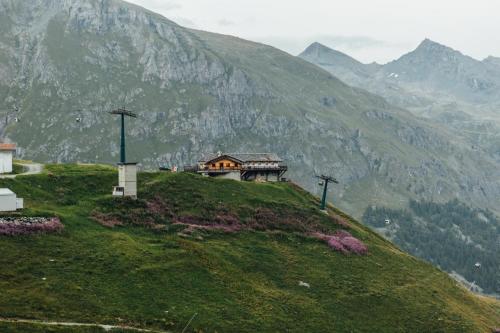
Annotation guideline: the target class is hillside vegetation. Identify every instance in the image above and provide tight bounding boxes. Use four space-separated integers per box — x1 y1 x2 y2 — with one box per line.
363 200 500 295
0 164 499 332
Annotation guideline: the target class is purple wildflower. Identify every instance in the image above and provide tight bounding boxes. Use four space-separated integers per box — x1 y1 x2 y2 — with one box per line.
312 230 368 255
340 236 368 255
327 237 348 253
0 217 64 236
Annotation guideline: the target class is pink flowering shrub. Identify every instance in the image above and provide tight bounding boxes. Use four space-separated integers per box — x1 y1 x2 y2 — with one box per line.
0 217 64 236
313 230 367 255
339 236 368 255
327 237 348 253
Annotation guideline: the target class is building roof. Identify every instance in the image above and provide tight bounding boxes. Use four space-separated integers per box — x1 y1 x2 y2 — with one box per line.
200 153 283 163
0 188 15 196
0 143 16 151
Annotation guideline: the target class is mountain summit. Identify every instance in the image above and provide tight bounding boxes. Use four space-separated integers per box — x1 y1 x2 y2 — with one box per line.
413 38 457 54
301 39 500 104
484 55 500 67
383 38 500 99
302 41 333 54
299 42 376 80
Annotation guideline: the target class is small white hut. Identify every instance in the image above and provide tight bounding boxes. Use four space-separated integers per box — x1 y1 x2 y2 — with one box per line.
112 163 137 198
0 143 16 174
0 188 23 212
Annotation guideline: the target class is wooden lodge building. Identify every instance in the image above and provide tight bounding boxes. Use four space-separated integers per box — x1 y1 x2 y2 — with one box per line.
194 153 287 182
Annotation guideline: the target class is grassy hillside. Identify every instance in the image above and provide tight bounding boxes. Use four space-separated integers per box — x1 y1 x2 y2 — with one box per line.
0 164 498 332
363 201 500 295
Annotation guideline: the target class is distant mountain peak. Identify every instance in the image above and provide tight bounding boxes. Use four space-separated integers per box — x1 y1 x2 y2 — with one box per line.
484 55 500 60
483 56 500 67
300 42 361 62
390 38 469 67
420 38 440 45
309 41 327 48
302 42 334 55
415 38 454 53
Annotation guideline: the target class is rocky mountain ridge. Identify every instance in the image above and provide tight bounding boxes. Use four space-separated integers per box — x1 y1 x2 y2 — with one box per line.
300 39 500 164
0 0 499 217
301 39 500 105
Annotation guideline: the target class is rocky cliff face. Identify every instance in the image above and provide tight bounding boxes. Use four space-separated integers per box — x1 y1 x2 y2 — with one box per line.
382 39 500 103
301 39 500 105
300 40 500 166
1 0 499 216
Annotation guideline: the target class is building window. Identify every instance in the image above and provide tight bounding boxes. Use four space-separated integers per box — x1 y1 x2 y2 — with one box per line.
226 163 231 167
212 164 216 167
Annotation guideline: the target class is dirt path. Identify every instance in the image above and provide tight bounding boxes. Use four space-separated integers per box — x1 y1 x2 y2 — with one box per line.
0 317 169 332
19 162 43 175
0 162 43 179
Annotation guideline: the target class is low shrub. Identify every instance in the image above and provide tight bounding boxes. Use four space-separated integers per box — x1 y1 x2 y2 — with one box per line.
0 217 64 236
313 230 368 255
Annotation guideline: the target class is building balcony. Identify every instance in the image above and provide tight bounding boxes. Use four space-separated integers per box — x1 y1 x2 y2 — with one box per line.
203 167 241 173
242 165 287 171
191 164 288 174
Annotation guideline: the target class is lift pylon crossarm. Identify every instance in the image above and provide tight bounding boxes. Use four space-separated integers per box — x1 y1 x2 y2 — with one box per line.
315 174 339 183
110 108 137 118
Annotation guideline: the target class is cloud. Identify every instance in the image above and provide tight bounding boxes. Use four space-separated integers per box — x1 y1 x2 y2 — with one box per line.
314 35 396 50
134 0 182 12
163 3 182 10
217 18 235 27
126 0 500 64
131 1 194 28
171 16 197 28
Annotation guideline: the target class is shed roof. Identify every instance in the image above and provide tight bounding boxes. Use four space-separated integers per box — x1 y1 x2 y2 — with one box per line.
200 153 283 163
0 143 16 151
0 188 15 196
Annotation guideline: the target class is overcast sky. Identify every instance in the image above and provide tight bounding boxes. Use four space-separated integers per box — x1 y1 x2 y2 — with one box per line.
127 0 500 64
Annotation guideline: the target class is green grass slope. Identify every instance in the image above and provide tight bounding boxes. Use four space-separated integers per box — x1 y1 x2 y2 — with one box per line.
0 164 498 332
